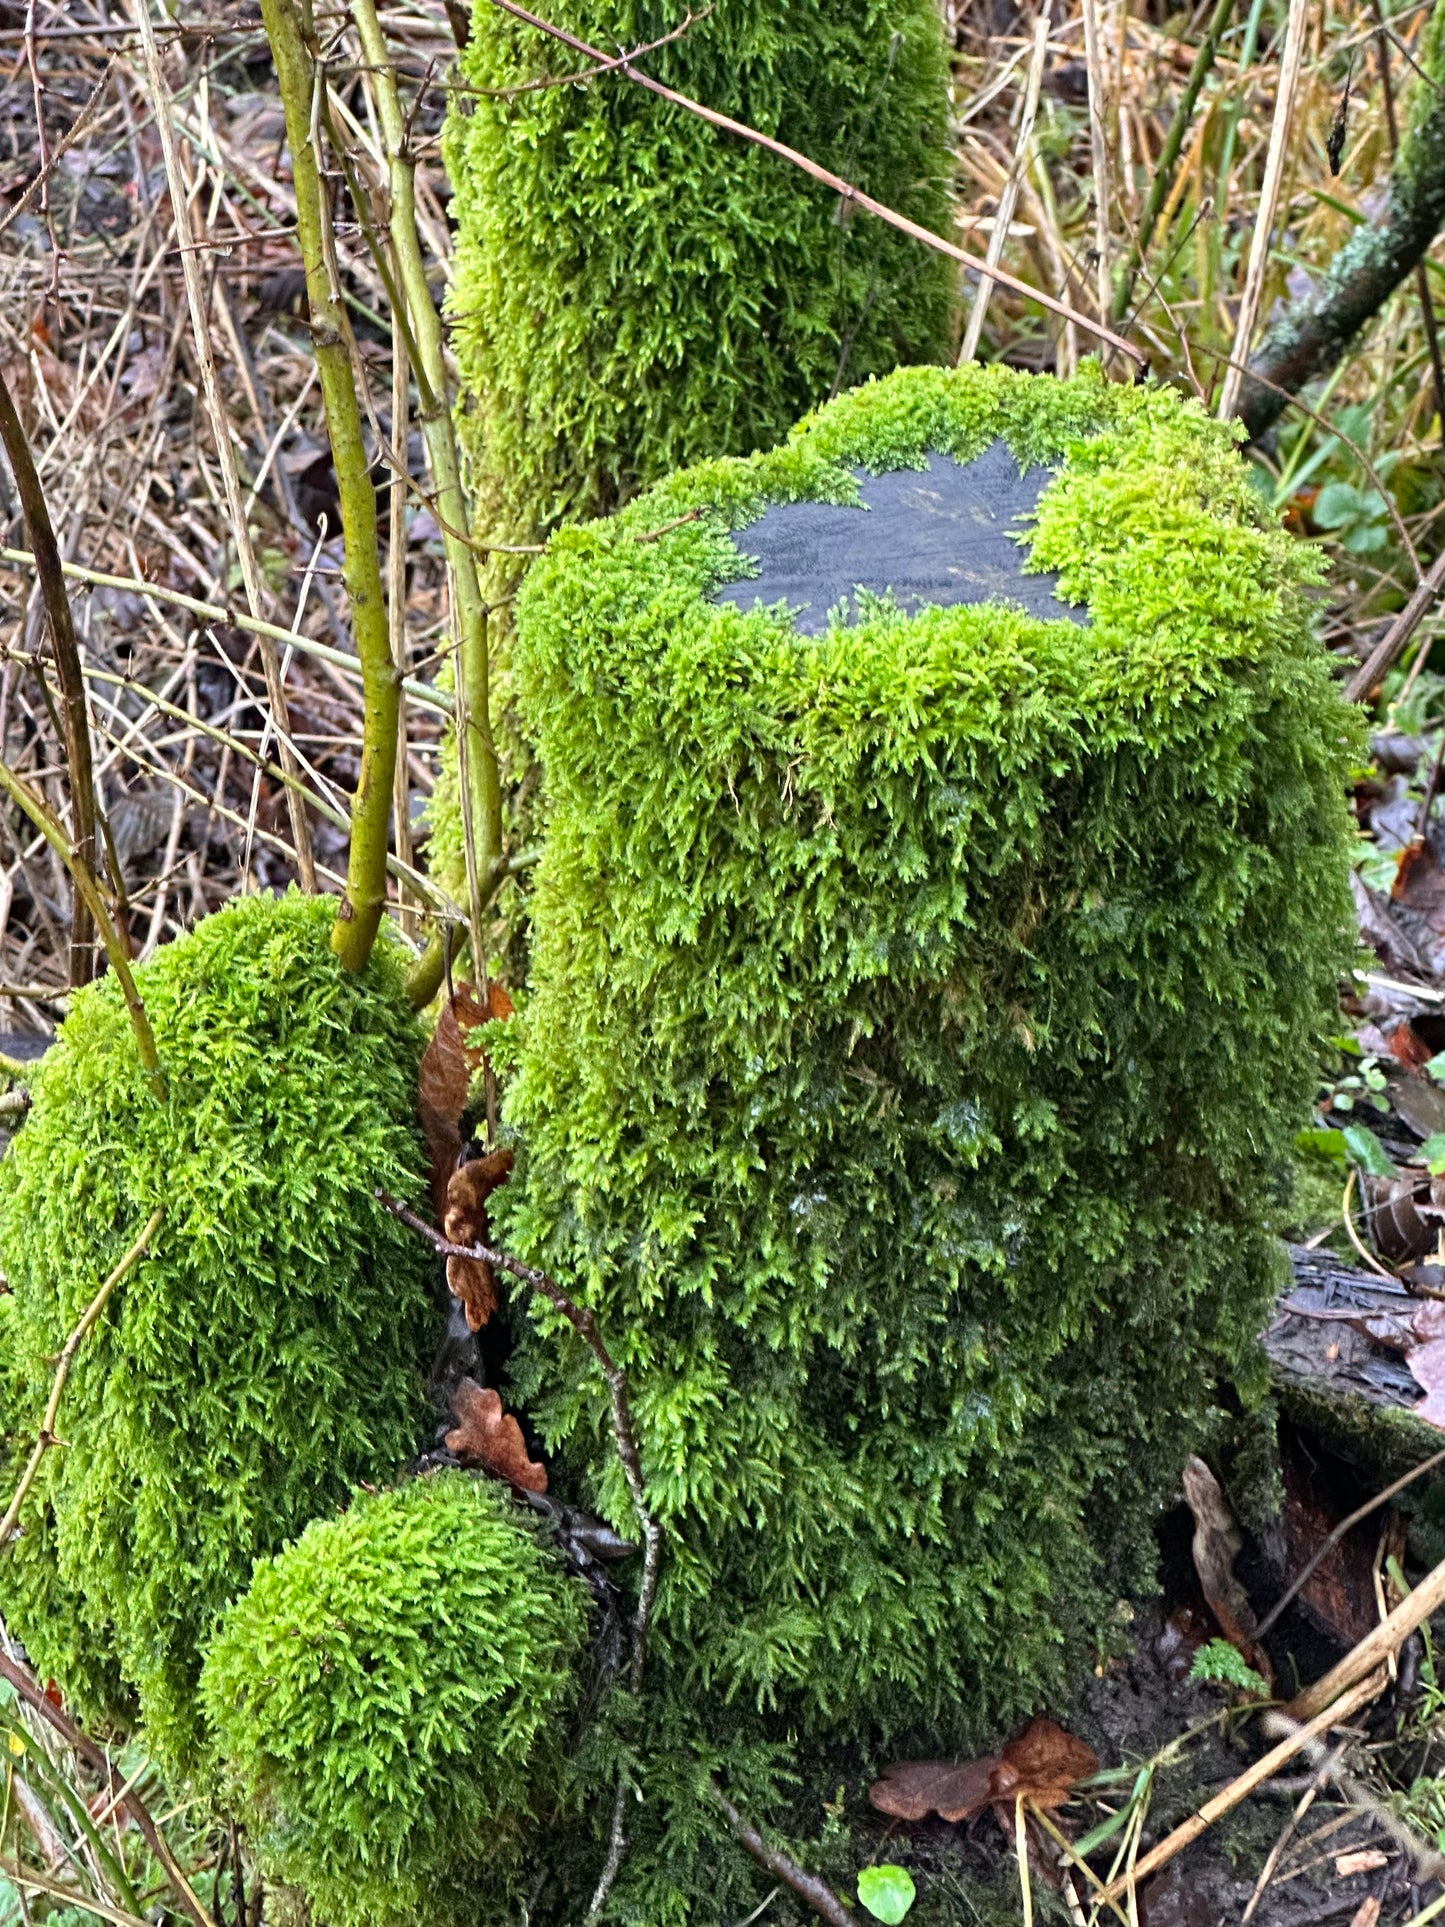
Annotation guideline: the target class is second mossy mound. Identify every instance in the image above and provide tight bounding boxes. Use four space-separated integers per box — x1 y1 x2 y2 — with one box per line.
498 363 1361 1753
202 1473 590 1927
0 892 436 1767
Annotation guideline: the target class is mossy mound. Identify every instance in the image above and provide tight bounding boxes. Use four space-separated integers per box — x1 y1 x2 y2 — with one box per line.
497 363 1360 1780
0 892 435 1765
202 1473 589 1927
444 0 956 545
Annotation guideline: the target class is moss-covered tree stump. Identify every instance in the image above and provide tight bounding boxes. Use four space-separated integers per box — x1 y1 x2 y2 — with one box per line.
490 365 1358 1899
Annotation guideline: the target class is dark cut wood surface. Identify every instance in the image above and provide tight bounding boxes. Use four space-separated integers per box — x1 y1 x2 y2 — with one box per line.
713 440 1088 635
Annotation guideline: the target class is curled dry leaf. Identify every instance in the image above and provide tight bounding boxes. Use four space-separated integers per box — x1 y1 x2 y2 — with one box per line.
868 1716 1096 1827
446 1376 547 1494
443 1148 515 1330
1181 1456 1274 1690
417 981 514 1217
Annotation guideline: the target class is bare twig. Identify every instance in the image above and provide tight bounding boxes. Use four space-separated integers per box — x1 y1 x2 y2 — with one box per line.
128 0 317 892
706 1782 853 1927
0 1650 216 1927
1345 544 1445 702
1094 1666 1389 1903
959 12 1049 364
1217 0 1311 418
0 1206 164 1552
0 369 97 986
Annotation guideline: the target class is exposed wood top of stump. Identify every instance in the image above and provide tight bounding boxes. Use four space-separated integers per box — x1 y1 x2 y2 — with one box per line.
713 440 1088 634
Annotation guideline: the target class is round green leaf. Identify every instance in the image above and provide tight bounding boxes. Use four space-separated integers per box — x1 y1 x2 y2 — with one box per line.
858 1865 916 1923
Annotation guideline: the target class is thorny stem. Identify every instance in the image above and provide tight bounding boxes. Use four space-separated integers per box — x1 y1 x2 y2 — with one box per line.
705 1783 854 1927
259 0 399 970
0 754 163 1098
379 1191 664 1915
351 0 504 941
483 0 1147 369
0 1207 164 1553
0 1649 216 1927
0 365 97 987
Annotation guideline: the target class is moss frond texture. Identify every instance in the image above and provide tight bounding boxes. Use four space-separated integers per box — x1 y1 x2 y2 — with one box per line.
0 894 435 1766
444 0 956 542
202 1473 588 1927
500 363 1360 1748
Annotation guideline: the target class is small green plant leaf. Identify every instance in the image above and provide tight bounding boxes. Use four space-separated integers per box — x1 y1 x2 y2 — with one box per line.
1423 1133 1445 1176
1341 1123 1397 1177
1189 1638 1268 1697
858 1866 916 1923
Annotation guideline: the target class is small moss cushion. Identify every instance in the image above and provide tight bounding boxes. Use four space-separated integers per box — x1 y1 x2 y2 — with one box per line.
0 892 435 1765
201 1473 589 1927
497 362 1361 1750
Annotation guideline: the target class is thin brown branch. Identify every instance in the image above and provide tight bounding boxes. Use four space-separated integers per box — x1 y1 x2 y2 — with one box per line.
1344 544 1445 702
0 368 97 986
0 1650 216 1927
706 1782 854 1927
0 1206 164 1552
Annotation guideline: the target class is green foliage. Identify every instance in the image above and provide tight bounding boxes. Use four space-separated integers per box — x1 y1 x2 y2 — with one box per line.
0 892 435 1766
858 1865 916 1922
496 361 1359 1798
201 1472 588 1927
444 0 956 544
1188 1639 1268 1697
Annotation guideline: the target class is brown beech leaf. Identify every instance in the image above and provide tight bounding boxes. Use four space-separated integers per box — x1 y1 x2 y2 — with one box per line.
443 1148 515 1330
446 1376 546 1493
990 1717 1098 1813
868 1718 1096 1830
868 1757 995 1824
417 983 512 1217
1181 1456 1274 1690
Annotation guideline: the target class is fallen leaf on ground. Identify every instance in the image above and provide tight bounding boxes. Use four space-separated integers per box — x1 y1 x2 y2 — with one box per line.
988 1717 1098 1823
1393 837 1445 928
443 1147 515 1330
446 1376 546 1493
868 1716 1096 1828
417 982 512 1217
1181 1457 1275 1689
1349 1898 1382 1927
868 1757 995 1823
1361 1170 1445 1264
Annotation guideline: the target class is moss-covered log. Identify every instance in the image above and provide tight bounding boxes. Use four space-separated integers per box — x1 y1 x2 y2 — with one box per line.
1237 0 1445 439
492 361 1358 1914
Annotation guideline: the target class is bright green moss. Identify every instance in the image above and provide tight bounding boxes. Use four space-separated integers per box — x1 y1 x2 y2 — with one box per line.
0 893 435 1766
444 0 956 544
496 364 1361 1790
201 1473 589 1927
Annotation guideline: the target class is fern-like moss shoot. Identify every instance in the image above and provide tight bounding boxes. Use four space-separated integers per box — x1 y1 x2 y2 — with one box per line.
444 0 956 543
201 1472 589 1927
498 364 1360 1793
0 892 435 1765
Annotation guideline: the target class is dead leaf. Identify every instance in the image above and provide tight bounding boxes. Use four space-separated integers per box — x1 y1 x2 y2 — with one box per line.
989 1717 1098 1815
1280 1445 1377 1647
1393 837 1445 927
1349 1899 1382 1927
446 1377 546 1493
443 1147 515 1330
1181 1457 1274 1688
868 1717 1095 1829
1335 1849 1388 1877
868 1758 994 1823
417 982 512 1217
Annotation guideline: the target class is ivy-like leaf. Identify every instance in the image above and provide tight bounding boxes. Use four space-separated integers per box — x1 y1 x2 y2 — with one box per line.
858 1866 915 1923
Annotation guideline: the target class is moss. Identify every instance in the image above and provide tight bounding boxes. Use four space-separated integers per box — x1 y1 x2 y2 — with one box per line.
445 0 956 546
489 362 1358 1882
0 892 435 1766
201 1473 589 1927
